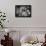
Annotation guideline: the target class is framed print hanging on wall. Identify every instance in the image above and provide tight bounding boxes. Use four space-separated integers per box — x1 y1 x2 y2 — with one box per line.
15 5 32 17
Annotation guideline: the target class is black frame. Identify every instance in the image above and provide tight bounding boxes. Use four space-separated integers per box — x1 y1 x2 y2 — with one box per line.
15 5 32 17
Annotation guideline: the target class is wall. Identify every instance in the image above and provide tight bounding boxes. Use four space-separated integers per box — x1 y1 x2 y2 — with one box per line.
0 0 46 46
0 0 46 27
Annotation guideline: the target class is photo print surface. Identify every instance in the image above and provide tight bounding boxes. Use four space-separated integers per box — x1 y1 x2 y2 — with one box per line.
15 5 31 17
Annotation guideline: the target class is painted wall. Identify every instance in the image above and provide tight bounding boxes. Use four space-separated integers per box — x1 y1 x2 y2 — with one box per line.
0 0 46 45
0 0 46 27
0 0 46 46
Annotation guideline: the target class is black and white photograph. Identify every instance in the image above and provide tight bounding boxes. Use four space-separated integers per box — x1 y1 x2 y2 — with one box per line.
15 5 31 17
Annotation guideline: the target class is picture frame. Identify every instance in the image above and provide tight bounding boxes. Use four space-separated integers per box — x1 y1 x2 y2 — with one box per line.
15 5 32 17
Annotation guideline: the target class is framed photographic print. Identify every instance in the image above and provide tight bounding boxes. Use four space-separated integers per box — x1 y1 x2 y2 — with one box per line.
15 5 32 17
